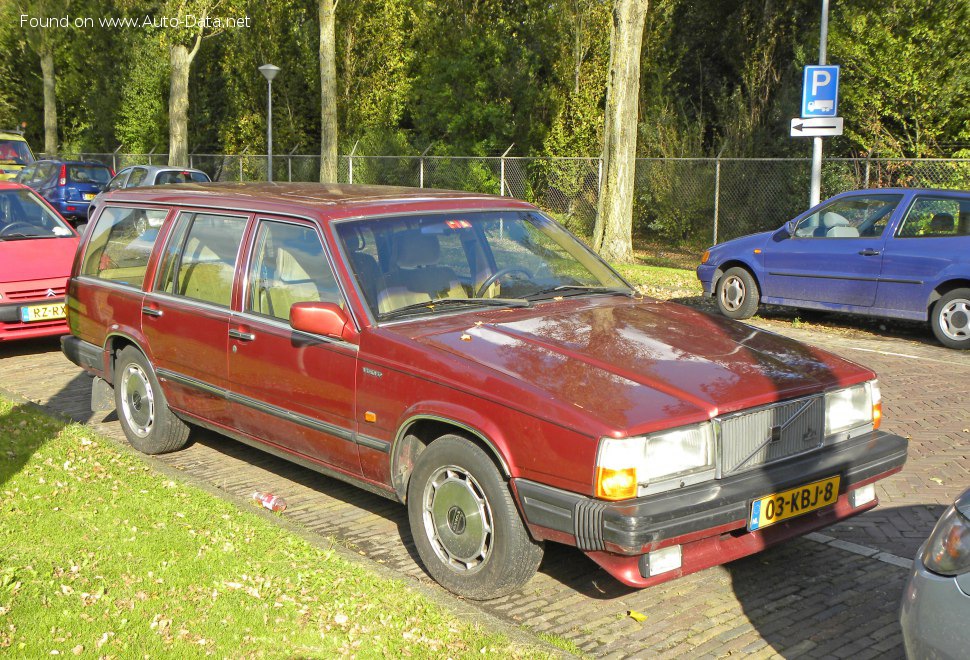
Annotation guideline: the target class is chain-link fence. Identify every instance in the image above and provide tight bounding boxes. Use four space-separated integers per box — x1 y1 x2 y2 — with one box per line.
41 151 970 248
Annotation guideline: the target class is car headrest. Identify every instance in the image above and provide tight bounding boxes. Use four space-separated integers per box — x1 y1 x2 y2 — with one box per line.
395 232 440 268
930 213 954 232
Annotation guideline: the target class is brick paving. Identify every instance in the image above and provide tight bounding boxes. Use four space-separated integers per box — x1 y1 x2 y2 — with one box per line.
1 324 967 658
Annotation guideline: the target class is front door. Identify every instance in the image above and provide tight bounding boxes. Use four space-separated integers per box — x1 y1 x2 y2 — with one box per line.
227 218 361 474
762 194 902 307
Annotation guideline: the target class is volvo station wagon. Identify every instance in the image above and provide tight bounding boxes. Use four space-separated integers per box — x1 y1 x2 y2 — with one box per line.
63 183 908 599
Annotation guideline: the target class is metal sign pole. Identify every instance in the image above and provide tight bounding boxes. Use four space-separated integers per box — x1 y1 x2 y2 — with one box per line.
809 0 830 207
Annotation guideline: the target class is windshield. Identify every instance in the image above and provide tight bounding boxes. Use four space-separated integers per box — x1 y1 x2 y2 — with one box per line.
335 210 631 321
0 189 75 239
0 139 33 166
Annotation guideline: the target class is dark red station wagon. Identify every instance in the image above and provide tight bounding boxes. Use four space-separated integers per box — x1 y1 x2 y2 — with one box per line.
62 183 908 599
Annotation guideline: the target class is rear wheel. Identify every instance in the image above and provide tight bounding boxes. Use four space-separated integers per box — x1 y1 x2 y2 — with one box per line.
114 346 190 454
931 288 970 349
406 435 543 600
716 267 760 319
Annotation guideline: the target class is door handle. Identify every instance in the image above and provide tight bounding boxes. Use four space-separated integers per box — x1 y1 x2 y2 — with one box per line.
141 306 163 317
228 328 256 341
858 249 881 256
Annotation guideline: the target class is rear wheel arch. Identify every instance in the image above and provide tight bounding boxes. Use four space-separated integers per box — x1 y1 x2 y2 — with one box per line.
103 333 145 384
390 415 511 503
928 279 970 309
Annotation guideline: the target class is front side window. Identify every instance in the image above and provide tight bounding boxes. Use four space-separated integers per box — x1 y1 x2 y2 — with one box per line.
793 195 902 239
246 221 342 321
896 196 970 238
0 188 75 239
155 212 246 306
335 211 630 320
80 206 168 287
127 168 149 187
104 169 131 191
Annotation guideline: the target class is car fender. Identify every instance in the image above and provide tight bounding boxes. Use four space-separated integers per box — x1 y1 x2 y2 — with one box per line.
926 268 970 308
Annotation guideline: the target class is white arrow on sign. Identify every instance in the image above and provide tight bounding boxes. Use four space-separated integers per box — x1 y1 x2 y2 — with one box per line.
791 116 844 137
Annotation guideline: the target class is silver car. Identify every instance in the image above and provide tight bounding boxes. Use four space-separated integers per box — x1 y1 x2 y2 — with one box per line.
88 165 210 217
900 487 970 659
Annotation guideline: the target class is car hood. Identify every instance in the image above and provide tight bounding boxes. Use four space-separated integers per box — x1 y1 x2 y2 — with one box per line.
404 297 872 436
707 230 775 259
0 237 78 283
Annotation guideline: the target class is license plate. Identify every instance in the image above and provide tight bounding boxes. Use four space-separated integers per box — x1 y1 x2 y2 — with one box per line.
83 193 95 200
20 303 66 323
748 475 841 531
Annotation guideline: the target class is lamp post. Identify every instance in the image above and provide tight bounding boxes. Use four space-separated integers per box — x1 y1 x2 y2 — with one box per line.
258 64 280 182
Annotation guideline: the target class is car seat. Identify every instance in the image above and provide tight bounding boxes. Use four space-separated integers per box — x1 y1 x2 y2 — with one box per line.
377 231 465 314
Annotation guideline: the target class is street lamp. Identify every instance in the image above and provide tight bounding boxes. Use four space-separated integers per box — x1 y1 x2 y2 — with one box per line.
258 64 280 182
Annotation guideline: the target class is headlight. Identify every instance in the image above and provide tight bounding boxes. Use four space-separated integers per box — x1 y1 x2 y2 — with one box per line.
824 380 880 436
595 423 715 500
921 505 970 576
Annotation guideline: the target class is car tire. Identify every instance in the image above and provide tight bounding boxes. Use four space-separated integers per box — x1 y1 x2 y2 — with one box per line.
406 434 543 600
114 346 190 454
716 266 760 320
930 288 970 349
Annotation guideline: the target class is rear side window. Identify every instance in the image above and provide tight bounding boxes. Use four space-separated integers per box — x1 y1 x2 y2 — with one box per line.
155 212 247 307
896 197 970 238
68 166 111 185
80 206 168 288
156 170 210 185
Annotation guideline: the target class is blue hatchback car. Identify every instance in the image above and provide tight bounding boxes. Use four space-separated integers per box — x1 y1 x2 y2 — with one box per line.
697 188 970 349
15 159 113 224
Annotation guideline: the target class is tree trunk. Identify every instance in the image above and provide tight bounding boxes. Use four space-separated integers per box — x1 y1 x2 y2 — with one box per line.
319 0 339 182
39 45 57 155
593 0 648 263
169 44 192 167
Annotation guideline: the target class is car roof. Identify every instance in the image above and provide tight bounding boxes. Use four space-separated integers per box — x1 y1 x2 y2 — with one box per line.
119 165 208 174
0 181 29 190
30 159 111 167
836 187 970 197
101 182 533 221
0 131 28 141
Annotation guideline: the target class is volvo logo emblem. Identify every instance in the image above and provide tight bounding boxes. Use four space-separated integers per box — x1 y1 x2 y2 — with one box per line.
447 506 466 534
45 288 56 298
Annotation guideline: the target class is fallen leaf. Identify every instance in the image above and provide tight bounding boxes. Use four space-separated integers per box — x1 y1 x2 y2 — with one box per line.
930 477 944 485
627 609 647 622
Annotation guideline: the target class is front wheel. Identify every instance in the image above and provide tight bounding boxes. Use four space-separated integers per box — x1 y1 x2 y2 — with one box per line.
716 267 760 320
931 288 970 349
114 346 190 454
406 435 543 600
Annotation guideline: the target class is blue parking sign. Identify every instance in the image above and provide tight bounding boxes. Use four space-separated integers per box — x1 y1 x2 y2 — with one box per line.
802 65 840 118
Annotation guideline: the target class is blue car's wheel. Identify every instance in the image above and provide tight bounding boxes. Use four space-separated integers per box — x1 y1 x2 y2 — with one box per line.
931 288 970 349
716 267 760 320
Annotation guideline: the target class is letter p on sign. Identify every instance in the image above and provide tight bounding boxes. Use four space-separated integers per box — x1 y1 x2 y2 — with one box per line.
811 70 831 95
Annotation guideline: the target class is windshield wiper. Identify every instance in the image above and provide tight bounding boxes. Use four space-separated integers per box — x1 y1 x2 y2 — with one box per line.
525 285 634 301
379 297 531 322
0 233 53 241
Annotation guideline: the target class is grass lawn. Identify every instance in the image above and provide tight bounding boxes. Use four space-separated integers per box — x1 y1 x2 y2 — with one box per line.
0 398 545 658
614 262 703 301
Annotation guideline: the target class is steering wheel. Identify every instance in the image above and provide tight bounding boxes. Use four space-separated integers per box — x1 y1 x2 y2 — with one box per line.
0 222 37 236
475 267 533 298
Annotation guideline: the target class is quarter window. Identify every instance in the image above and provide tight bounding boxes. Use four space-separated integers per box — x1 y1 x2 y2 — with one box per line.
80 206 168 288
793 195 901 239
896 197 970 238
155 212 246 306
246 221 342 321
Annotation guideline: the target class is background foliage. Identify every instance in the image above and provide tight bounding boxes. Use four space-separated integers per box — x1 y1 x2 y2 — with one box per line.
1 0 967 158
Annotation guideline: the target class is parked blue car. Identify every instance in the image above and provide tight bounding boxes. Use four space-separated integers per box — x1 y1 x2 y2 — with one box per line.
15 159 113 224
697 188 970 349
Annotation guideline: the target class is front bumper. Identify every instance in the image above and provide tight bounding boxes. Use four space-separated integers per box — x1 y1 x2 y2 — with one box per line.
900 548 970 660
0 298 69 341
514 430 907 586
696 263 716 296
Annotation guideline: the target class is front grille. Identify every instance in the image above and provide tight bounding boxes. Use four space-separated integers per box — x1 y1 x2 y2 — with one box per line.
716 394 824 476
4 285 66 302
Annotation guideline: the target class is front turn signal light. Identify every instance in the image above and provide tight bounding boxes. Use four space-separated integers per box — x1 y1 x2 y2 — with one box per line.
700 250 710 264
595 466 637 500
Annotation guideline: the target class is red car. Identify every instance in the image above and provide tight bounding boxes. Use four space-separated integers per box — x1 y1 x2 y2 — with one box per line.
0 182 79 341
62 183 908 599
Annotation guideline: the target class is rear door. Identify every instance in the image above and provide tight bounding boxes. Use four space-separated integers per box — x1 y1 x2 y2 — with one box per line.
227 217 361 473
762 194 902 307
142 210 249 426
875 194 970 316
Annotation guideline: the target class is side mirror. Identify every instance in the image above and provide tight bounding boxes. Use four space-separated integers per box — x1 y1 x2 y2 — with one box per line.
784 220 796 236
290 302 357 342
